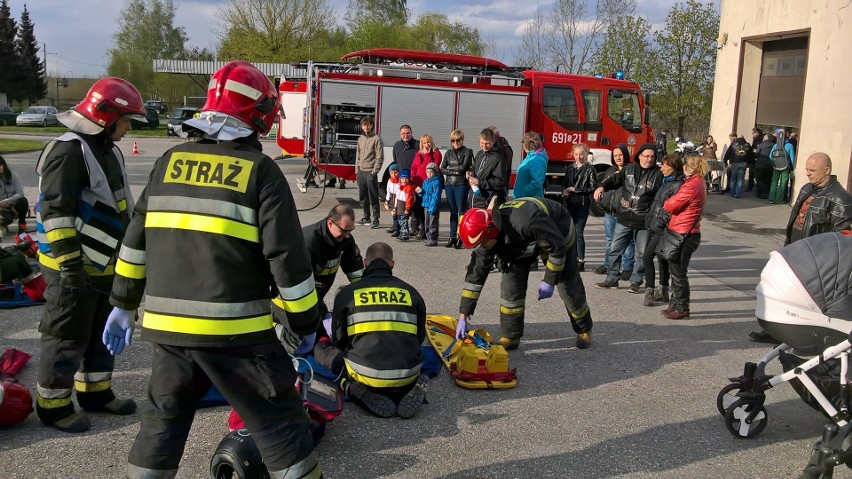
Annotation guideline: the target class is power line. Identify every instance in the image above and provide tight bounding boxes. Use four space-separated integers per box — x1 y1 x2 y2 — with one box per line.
51 54 105 68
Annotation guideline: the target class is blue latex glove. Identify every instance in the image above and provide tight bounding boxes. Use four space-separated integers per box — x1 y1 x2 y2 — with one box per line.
537 281 554 300
103 308 135 355
456 315 468 339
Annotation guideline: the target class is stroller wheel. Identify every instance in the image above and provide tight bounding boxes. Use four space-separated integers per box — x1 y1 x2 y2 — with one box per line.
724 398 768 439
716 383 742 416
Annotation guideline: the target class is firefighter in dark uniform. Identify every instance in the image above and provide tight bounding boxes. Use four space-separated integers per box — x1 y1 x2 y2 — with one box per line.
35 77 146 433
316 242 428 418
305 204 364 301
272 203 364 349
102 61 323 479
456 198 594 350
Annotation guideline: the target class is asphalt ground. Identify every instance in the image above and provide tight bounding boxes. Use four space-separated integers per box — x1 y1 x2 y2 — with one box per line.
0 136 842 479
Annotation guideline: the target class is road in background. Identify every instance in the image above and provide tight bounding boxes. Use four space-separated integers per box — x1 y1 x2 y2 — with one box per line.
1 136 835 479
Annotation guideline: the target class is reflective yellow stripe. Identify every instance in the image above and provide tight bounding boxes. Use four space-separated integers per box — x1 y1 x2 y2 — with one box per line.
570 304 590 319
115 258 146 279
500 305 524 315
347 321 418 336
525 197 550 214
117 199 127 212
461 290 480 299
45 228 77 242
275 289 318 314
146 211 259 243
37 396 72 409
316 266 338 276
344 365 418 388
52 251 81 264
39 254 114 275
546 260 565 272
74 380 111 393
142 312 274 335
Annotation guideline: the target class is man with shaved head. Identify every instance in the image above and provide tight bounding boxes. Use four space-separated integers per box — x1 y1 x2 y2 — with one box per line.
784 152 851 245
750 152 850 344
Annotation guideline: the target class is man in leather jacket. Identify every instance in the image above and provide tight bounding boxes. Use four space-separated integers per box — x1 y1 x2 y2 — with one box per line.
785 152 851 244
593 144 663 292
750 152 851 344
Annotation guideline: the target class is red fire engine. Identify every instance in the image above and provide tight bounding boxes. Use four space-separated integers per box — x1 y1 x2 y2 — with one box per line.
277 48 654 203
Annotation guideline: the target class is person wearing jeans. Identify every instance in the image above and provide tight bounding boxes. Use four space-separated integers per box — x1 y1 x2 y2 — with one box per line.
596 144 634 278
562 143 597 271
593 144 663 293
440 129 473 248
355 116 383 228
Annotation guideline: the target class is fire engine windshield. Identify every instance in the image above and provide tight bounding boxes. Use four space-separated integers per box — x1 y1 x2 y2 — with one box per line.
543 86 582 131
607 89 642 133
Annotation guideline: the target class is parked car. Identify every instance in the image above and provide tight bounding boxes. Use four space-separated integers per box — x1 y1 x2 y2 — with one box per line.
0 105 19 126
16 106 59 127
166 107 199 136
144 100 168 115
130 107 160 130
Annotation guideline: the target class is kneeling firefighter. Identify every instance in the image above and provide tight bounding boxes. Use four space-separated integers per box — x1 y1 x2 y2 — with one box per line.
104 61 323 478
456 197 594 350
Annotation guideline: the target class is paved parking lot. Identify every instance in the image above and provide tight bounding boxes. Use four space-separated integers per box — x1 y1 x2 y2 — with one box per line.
0 136 841 478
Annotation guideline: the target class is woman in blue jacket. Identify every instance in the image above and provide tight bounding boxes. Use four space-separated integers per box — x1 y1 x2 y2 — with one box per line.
513 132 547 199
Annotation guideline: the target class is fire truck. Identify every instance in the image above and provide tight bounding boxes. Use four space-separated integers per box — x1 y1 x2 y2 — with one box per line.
277 48 654 207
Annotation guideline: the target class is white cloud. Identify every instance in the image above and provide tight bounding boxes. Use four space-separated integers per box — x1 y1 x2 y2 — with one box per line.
7 0 719 77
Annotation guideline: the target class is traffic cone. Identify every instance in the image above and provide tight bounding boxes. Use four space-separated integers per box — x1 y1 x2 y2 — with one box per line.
132 141 139 155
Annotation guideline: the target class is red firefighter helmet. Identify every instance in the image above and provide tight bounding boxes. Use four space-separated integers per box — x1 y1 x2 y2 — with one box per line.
202 61 279 136
74 77 146 129
0 380 34 426
14 232 38 258
458 207 499 249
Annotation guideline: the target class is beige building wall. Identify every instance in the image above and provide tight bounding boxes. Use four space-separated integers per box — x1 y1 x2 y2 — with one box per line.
710 0 852 198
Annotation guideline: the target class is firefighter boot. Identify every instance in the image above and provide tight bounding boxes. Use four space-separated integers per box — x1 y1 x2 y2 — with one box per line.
77 389 137 415
497 337 520 351
576 332 591 349
344 379 396 418
397 376 429 419
643 288 655 306
37 402 91 433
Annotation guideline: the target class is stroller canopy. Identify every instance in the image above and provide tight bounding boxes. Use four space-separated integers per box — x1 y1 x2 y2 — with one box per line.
779 232 852 321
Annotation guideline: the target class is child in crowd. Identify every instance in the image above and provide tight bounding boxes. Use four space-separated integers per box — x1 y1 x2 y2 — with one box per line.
416 163 443 246
384 165 400 236
395 170 415 241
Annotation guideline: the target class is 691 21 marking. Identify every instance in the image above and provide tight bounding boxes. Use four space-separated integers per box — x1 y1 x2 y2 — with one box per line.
552 132 582 144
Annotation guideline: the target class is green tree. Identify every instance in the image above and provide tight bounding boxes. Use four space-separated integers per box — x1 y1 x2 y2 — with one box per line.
107 0 188 97
346 0 409 29
217 0 335 62
589 15 654 84
16 5 46 103
651 0 718 137
0 0 20 103
407 12 485 56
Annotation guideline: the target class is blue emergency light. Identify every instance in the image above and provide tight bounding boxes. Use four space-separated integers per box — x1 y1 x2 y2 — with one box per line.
615 70 625 80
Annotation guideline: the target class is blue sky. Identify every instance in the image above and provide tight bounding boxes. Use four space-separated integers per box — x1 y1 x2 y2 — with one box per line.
8 0 719 77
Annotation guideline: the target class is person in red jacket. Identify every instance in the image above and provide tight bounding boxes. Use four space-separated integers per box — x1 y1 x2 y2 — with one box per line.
410 134 442 240
661 152 709 319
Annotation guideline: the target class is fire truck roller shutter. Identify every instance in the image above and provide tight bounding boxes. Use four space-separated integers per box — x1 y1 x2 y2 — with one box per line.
377 86 455 150
457 91 529 173
319 80 377 107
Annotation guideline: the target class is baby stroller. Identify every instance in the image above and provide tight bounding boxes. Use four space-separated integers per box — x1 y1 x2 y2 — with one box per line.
717 232 852 442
